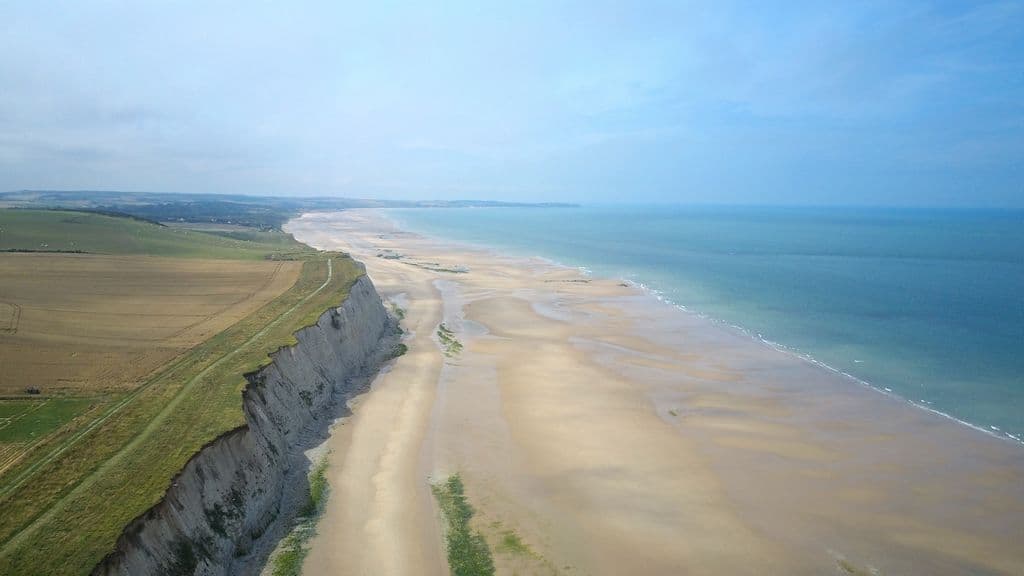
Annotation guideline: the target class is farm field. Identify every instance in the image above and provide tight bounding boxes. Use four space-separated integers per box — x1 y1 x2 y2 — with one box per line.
0 253 300 396
0 209 362 575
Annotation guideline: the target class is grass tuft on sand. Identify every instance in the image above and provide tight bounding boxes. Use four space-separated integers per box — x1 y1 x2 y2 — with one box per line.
389 302 407 321
837 557 880 576
495 528 532 556
431 474 495 576
437 323 463 357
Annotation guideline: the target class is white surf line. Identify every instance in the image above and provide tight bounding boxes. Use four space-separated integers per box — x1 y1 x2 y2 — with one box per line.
0 259 335 555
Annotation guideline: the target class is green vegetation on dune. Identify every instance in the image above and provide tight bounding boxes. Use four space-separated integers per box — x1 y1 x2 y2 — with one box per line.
0 257 363 575
0 210 313 260
432 474 495 576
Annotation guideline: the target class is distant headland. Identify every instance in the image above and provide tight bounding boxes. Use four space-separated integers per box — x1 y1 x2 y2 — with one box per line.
0 190 577 231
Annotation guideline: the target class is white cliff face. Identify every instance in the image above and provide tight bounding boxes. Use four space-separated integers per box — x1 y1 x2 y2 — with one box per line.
93 275 398 576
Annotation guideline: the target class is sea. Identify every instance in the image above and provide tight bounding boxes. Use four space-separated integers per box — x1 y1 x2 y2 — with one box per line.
386 205 1024 443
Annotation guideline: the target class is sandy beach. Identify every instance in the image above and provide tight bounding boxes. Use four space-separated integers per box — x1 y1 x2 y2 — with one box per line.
286 210 1024 576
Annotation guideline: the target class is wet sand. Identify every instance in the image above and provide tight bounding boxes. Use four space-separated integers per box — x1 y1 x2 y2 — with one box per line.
286 210 1024 576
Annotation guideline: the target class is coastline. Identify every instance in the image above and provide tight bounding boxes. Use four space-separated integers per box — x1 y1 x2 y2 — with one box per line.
385 209 1023 447
385 205 1024 445
644 281 1024 446
287 209 1024 576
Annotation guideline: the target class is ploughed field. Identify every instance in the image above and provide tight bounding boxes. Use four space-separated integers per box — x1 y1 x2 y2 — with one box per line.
0 210 363 575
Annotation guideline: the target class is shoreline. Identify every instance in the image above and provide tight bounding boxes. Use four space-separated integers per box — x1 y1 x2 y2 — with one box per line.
288 209 1024 576
384 209 1024 447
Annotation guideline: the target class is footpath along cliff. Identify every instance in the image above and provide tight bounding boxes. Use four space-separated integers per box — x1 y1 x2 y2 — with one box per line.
93 274 399 576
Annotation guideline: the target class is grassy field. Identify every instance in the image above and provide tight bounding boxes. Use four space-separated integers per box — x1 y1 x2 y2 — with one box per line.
0 209 365 575
0 209 310 259
0 398 100 480
0 399 97 442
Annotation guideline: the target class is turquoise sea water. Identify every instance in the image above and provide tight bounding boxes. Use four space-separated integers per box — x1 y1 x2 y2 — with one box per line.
387 206 1024 442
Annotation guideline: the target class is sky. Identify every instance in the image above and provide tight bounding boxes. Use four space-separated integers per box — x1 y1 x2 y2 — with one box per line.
1 1 1022 206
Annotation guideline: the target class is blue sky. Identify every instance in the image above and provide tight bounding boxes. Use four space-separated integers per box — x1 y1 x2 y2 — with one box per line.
1 1 1022 206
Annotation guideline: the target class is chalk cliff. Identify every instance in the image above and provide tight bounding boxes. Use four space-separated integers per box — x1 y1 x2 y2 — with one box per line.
92 274 397 576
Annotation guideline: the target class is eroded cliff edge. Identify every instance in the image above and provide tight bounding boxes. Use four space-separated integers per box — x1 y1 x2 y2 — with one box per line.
92 274 399 576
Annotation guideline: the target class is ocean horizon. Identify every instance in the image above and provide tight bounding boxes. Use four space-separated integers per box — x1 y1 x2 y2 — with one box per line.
386 205 1024 444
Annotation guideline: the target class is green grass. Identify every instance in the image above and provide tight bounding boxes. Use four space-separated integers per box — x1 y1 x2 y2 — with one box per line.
486 520 561 574
271 456 330 576
0 257 364 575
389 343 409 359
0 399 96 443
270 539 306 576
495 528 532 556
303 457 330 517
0 401 42 419
837 557 879 576
0 210 313 260
437 324 463 357
432 474 495 576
